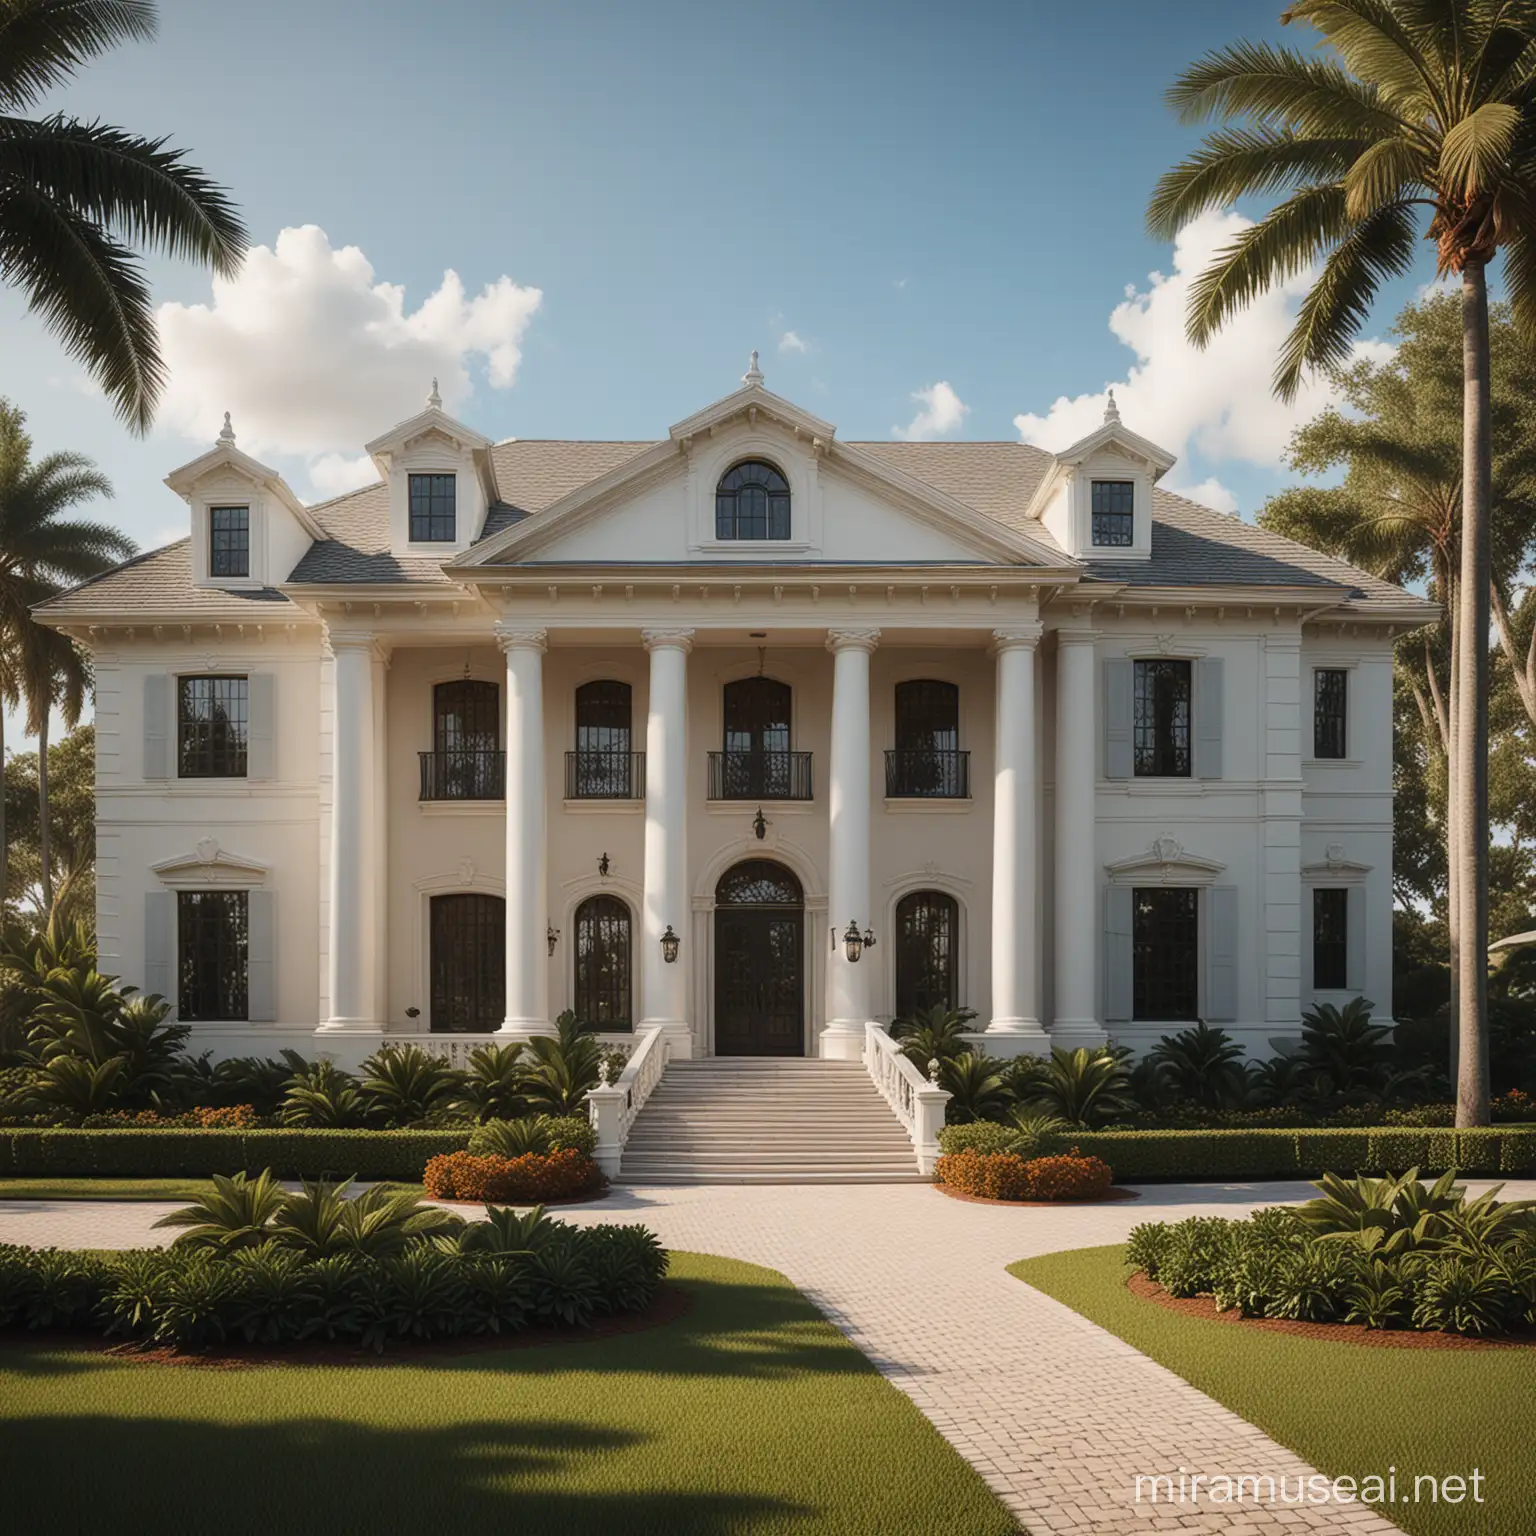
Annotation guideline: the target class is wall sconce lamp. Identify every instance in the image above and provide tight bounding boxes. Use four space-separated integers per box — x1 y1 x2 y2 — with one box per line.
836 920 877 963
546 925 560 956
597 851 611 878
752 807 768 841
405 1006 421 1020
660 924 681 964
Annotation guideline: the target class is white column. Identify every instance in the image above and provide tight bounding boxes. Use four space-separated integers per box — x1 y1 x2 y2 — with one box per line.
321 631 381 1031
1053 626 1104 1047
821 627 879 1059
496 625 548 1036
640 628 694 1056
989 625 1047 1044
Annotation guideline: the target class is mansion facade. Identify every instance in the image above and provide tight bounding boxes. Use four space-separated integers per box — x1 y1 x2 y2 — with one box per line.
40 359 1432 1069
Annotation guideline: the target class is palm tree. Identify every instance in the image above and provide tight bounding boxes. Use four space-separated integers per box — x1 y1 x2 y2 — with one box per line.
0 400 130 909
18 619 89 909
1149 0 1536 1128
0 0 246 431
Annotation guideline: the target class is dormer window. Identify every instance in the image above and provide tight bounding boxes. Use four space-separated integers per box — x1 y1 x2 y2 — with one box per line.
1091 481 1135 547
409 473 457 542
716 460 790 540
209 506 250 577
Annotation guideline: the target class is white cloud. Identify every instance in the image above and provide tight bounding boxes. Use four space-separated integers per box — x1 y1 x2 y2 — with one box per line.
1164 475 1239 515
156 225 542 484
894 380 968 441
307 452 380 500
778 329 808 354
1013 209 1391 476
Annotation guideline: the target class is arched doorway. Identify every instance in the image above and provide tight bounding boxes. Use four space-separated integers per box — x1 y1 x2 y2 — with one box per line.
714 859 804 1056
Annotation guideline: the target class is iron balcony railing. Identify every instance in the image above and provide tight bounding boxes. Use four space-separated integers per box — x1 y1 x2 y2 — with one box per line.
884 748 971 799
706 749 813 802
418 750 506 801
565 749 646 800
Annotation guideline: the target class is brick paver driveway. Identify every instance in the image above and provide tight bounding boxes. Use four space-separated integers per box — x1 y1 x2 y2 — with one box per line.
8 1179 1530 1534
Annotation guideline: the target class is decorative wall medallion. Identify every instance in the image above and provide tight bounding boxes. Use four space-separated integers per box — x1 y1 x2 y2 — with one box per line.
458 857 476 885
195 837 220 865
1152 835 1183 865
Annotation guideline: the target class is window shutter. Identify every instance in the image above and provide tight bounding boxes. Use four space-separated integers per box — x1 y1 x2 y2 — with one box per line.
1346 885 1367 994
247 673 275 780
143 675 171 780
1103 884 1133 1021
1195 657 1224 779
1103 659 1132 779
1206 885 1238 1021
1302 889 1315 997
247 889 276 1021
144 891 175 1011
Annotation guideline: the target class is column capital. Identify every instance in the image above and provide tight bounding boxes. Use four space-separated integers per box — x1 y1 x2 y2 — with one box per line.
641 627 695 654
825 627 881 655
323 627 386 660
992 623 1043 653
1054 626 1100 648
494 623 548 654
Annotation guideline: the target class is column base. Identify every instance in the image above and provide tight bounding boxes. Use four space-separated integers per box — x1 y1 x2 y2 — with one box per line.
1049 1019 1107 1052
963 1020 1051 1058
496 1017 550 1042
316 1018 387 1033
637 1019 694 1060
310 1025 385 1072
818 1021 869 1061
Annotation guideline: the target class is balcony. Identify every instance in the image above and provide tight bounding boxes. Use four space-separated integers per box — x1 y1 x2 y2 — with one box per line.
707 750 813 801
565 749 646 800
884 748 970 799
418 750 505 801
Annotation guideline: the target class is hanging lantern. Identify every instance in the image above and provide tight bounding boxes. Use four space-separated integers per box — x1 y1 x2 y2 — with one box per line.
660 924 681 964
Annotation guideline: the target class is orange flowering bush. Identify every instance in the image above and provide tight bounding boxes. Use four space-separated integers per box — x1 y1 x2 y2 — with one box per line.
936 1147 1114 1202
423 1146 604 1203
79 1104 259 1129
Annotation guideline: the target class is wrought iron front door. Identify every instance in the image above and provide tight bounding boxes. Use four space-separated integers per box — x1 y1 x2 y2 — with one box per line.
712 860 804 1056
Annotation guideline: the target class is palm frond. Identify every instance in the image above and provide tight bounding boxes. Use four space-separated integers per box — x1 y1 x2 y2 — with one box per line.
0 1 156 113
1275 200 1418 398
1282 1 1445 118
1343 133 1431 217
1438 99 1522 197
0 115 247 274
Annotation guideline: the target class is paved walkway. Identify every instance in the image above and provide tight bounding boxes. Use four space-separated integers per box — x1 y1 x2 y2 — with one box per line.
6 1179 1530 1534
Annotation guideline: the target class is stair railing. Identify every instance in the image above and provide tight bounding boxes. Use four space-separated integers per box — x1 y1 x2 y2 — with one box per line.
863 1022 951 1174
586 1026 670 1177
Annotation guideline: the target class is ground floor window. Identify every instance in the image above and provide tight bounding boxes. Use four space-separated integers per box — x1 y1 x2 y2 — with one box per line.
574 895 632 1030
894 889 958 1020
430 893 504 1032
178 890 248 1021
1312 887 1348 990
1132 887 1198 1021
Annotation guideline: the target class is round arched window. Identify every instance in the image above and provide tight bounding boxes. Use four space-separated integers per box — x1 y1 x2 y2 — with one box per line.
716 460 790 540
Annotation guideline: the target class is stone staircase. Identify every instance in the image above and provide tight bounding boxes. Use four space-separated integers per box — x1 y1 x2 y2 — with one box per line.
620 1057 925 1183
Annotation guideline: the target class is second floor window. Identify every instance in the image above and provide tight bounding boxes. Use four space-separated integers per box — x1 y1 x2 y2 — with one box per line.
428 680 501 799
409 473 457 541
178 675 248 777
1314 668 1348 759
1091 480 1135 547
716 459 790 540
209 506 250 577
891 679 966 797
573 680 634 797
1133 658 1191 777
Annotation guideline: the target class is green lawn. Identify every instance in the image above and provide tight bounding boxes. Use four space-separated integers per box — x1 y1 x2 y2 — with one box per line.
0 1250 1019 1536
1012 1244 1536 1536
0 1176 219 1201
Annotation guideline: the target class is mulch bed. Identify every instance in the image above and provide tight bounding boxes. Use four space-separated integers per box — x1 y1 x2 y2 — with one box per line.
1127 1269 1536 1351
933 1181 1141 1207
1 1282 693 1371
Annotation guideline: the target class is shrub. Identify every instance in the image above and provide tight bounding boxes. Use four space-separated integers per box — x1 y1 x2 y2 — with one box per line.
280 1060 370 1128
153 1170 288 1250
936 1121 1017 1156
1017 1046 1136 1127
935 1052 1012 1124
518 1013 605 1115
1022 1152 1114 1201
82 1104 259 1129
423 1147 604 1204
1145 1022 1247 1110
889 1006 977 1073
357 1045 459 1127
469 1113 596 1159
935 1148 1114 1202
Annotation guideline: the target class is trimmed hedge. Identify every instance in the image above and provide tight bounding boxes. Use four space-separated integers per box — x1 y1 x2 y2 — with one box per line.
0 1129 471 1180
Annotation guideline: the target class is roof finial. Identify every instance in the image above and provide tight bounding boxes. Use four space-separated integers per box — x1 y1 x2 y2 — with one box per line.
428 377 442 410
743 349 764 386
1103 389 1120 425
217 411 235 446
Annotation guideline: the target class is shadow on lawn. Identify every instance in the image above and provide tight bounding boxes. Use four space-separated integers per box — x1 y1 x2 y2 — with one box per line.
0 1414 811 1534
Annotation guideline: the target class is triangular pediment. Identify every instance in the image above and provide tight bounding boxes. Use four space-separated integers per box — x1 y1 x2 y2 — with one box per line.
1106 836 1226 883
152 839 269 887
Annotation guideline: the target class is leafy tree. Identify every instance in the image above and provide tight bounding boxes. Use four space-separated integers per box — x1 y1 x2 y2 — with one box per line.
4 721 94 924
0 0 246 430
1151 1 1536 1126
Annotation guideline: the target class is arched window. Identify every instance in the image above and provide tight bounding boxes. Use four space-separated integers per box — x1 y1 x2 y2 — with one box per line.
890 679 966 797
572 680 634 798
894 889 959 1021
715 459 790 540
715 859 803 907
717 676 803 798
574 896 632 1030
430 680 500 799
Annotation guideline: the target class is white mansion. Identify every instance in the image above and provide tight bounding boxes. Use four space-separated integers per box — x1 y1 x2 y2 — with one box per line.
40 358 1431 1077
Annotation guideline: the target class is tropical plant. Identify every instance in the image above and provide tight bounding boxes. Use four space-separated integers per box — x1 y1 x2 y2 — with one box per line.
1149 0 1536 1127
934 1051 1012 1124
1018 1046 1136 1128
1146 1021 1248 1109
441 1203 560 1258
452 1041 526 1122
889 1005 977 1073
1001 1105 1073 1158
21 1050 122 1112
357 1043 458 1126
517 1011 604 1115
1296 997 1392 1098
266 1178 461 1260
278 1058 370 1128
152 1169 287 1251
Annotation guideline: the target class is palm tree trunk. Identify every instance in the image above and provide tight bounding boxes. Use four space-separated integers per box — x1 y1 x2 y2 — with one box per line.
1455 261 1492 1127
1446 577 1460 1091
38 710 51 912
0 704 7 922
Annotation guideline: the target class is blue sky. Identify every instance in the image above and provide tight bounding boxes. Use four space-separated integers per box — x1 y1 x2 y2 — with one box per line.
1 0 1453 742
